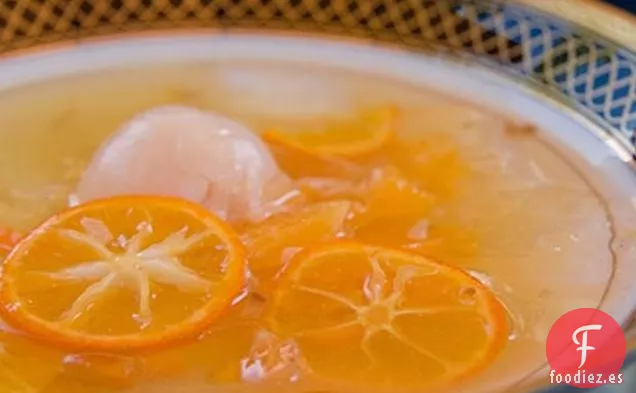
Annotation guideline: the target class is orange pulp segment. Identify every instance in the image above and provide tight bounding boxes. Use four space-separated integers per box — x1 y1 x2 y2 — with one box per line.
262 106 398 159
269 241 508 388
0 196 246 352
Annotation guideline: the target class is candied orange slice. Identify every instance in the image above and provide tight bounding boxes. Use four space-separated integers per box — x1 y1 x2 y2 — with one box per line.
262 106 397 159
0 229 20 260
264 133 366 180
0 196 246 352
269 242 507 389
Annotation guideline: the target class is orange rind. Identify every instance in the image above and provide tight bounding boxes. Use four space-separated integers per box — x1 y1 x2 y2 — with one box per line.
269 241 508 388
0 196 246 352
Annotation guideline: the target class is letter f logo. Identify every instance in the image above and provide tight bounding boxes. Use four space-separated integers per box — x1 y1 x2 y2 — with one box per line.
572 324 603 368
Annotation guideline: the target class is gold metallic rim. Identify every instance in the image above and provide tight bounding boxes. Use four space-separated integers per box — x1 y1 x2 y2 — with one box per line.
516 0 636 50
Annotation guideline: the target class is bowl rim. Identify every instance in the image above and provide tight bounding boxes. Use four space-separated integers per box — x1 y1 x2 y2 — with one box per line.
0 29 634 392
515 0 636 50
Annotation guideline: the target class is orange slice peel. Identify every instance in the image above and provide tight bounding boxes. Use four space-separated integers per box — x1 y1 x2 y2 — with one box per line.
264 135 366 180
0 196 246 352
262 106 398 159
268 241 508 388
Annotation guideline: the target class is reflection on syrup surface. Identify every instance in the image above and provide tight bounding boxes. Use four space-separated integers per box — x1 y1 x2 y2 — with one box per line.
0 61 615 393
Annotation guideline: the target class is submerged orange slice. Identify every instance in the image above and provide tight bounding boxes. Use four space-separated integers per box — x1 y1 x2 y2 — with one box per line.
262 106 398 159
269 241 507 388
0 196 246 352
242 200 352 292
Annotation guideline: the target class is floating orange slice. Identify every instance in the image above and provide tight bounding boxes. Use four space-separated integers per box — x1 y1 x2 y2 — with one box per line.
269 241 507 389
0 196 246 352
262 106 398 159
